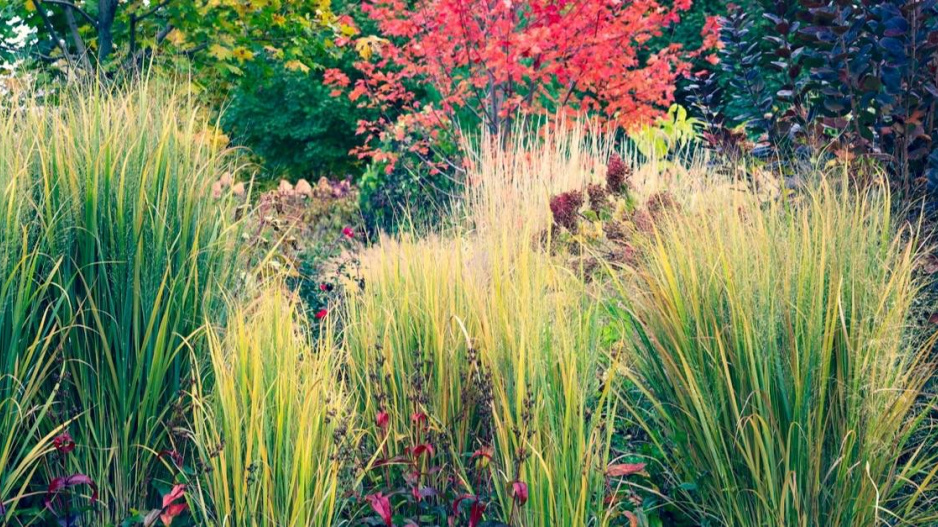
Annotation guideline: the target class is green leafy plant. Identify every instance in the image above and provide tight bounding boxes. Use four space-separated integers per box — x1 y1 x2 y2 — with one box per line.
628 105 703 164
221 61 369 181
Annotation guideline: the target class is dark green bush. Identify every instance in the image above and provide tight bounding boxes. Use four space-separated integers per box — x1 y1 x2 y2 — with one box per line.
221 61 370 181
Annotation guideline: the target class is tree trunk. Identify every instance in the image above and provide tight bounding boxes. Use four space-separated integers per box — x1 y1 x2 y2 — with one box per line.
64 7 92 70
97 0 117 64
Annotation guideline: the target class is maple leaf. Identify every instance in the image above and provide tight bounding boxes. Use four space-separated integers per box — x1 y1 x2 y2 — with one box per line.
284 60 310 73
208 44 233 61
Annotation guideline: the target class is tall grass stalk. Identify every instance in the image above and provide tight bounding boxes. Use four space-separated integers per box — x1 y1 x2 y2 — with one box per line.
345 125 621 525
12 81 241 521
190 287 350 527
618 181 938 525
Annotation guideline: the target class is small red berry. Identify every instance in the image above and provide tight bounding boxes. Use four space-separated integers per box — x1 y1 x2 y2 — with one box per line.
315 309 328 319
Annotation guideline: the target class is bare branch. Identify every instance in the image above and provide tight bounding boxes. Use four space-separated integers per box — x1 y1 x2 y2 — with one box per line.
40 0 98 28
33 0 75 66
178 42 207 57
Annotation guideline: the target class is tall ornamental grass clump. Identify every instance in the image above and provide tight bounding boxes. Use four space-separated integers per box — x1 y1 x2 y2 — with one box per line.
0 92 68 521
621 182 938 526
190 287 351 527
14 82 241 521
344 127 621 525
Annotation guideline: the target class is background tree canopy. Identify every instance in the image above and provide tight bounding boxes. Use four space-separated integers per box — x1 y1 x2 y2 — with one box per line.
221 57 369 180
1 0 370 181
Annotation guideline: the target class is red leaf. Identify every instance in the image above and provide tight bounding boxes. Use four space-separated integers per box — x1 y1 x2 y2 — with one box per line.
162 484 186 509
376 410 390 430
410 411 427 428
160 502 188 527
366 492 393 527
606 462 647 477
470 445 493 462
408 443 435 459
159 450 184 467
45 474 98 511
373 455 409 468
511 480 528 507
452 493 476 515
469 500 485 527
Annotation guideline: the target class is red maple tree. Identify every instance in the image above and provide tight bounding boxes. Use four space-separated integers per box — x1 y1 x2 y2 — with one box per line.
325 0 719 169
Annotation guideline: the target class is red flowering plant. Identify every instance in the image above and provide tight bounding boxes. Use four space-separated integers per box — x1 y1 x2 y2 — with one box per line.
545 153 684 279
326 0 719 172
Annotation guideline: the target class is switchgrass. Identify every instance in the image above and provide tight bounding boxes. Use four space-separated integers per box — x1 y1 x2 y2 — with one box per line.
619 181 938 525
344 127 621 525
190 286 350 527
10 81 242 521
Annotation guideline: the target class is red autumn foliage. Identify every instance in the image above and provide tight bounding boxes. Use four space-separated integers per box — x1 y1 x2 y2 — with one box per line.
376 410 390 430
511 480 529 506
326 0 719 168
452 494 486 527
605 153 631 194
160 484 189 527
549 190 583 231
44 474 98 511
158 449 184 468
366 492 393 527
406 443 435 459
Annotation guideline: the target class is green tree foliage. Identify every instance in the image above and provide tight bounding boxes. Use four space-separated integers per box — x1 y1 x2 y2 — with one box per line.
221 58 368 180
1 0 351 94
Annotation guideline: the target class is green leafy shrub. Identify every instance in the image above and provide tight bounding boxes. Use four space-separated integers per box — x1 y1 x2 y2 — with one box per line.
618 180 938 525
221 62 369 181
